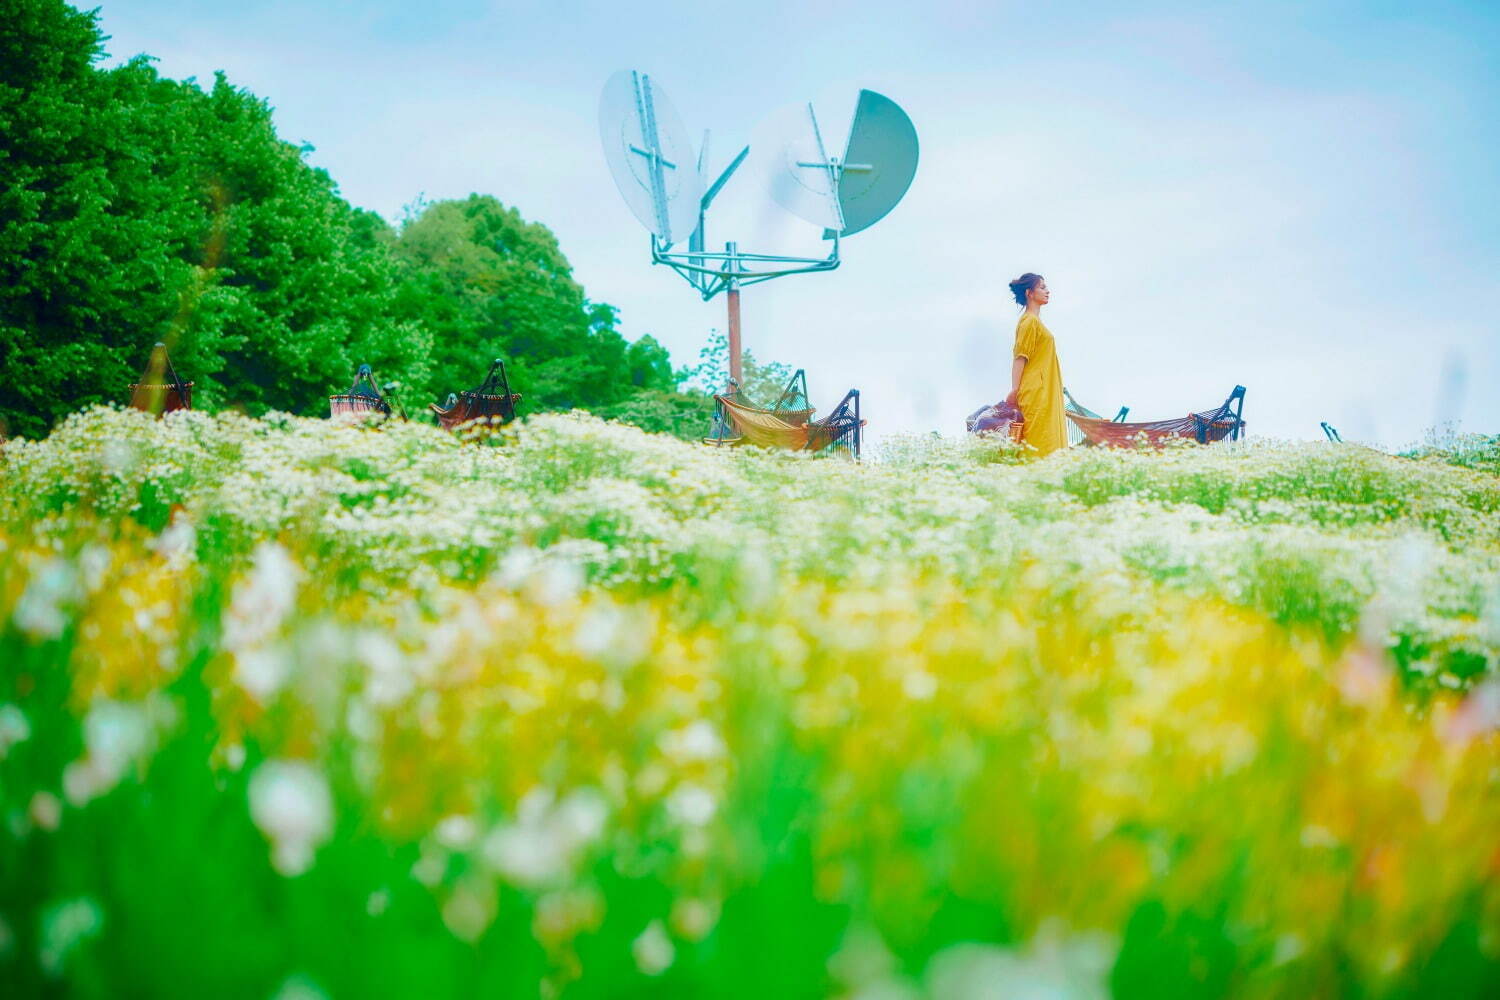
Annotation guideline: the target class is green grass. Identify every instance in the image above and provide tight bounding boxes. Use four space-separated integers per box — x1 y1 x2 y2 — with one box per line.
1 407 1497 998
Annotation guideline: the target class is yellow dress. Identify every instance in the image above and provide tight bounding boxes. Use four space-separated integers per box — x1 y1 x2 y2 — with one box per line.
1013 313 1066 456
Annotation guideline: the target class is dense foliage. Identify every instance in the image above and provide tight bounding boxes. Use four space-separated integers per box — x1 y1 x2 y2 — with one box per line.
677 329 800 404
2 408 1497 997
0 0 429 434
1401 429 1500 479
383 195 678 413
0 0 705 440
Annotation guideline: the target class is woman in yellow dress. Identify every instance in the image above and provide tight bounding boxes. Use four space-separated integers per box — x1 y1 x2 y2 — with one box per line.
1003 273 1067 456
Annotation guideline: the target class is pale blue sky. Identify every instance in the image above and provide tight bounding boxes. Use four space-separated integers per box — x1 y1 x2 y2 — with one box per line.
96 1 1499 445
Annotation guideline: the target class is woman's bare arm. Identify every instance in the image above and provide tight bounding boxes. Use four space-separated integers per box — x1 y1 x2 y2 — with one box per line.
1005 357 1026 406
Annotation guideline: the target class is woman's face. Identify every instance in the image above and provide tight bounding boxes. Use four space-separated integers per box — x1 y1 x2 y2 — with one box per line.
1030 278 1050 306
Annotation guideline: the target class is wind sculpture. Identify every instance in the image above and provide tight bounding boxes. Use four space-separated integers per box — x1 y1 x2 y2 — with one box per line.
599 71 919 457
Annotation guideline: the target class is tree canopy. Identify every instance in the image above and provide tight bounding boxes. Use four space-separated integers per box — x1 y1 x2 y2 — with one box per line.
0 0 725 440
385 195 673 412
678 329 799 404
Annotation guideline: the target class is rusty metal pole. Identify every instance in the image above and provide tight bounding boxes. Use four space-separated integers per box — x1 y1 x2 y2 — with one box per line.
725 241 742 389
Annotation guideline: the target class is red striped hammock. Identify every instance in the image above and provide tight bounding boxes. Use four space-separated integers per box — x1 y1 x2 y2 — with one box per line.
1066 386 1246 448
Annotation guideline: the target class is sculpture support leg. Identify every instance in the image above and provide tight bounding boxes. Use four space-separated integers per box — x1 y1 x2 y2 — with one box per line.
726 240 742 389
727 286 742 389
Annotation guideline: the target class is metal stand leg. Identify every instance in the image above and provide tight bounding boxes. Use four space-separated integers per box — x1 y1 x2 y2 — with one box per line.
726 241 742 387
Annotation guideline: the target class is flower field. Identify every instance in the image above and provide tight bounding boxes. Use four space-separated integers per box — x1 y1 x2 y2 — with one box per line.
2 407 1498 998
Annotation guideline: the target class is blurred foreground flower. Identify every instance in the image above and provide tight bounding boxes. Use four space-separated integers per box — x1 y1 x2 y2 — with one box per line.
923 921 1117 1000
270 973 328 1000
0 704 31 758
39 897 102 977
224 542 303 701
249 760 333 876
62 700 156 806
481 788 608 889
13 557 81 640
632 919 674 976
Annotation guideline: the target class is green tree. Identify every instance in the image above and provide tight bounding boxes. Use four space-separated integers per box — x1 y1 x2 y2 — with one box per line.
389 195 635 411
0 1 715 440
0 0 127 437
596 389 716 440
595 328 813 441
678 329 798 405
624 334 676 392
0 0 430 436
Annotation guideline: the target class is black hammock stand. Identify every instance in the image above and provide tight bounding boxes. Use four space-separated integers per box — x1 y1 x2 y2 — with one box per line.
330 364 407 421
129 342 193 416
811 388 864 459
430 358 522 432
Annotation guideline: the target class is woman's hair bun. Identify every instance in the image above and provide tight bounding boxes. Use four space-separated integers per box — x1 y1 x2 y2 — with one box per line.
1008 273 1043 307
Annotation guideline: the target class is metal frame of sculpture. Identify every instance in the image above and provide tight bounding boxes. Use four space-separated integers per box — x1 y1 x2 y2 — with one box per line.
600 73 914 439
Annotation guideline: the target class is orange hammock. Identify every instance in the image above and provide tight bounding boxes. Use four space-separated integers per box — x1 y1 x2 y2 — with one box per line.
703 369 863 457
709 390 863 457
714 395 821 449
1066 386 1246 448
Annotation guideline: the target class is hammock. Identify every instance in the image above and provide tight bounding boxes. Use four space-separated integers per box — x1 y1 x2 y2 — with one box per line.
705 370 863 457
330 364 405 421
716 395 810 448
1062 387 1127 447
430 358 522 431
1066 385 1246 448
704 369 815 447
129 342 193 416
